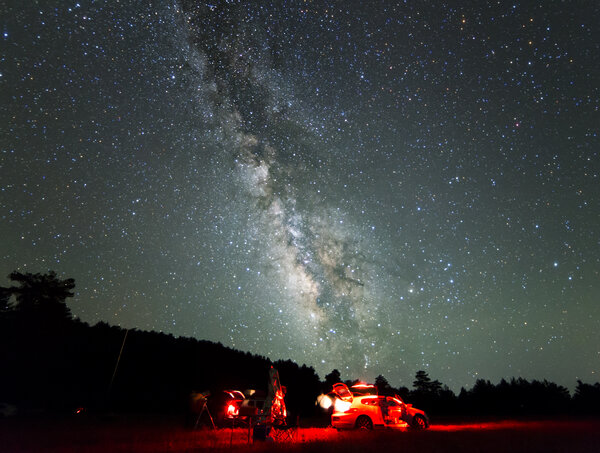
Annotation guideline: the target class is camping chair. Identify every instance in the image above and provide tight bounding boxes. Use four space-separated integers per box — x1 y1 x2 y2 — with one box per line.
269 416 298 442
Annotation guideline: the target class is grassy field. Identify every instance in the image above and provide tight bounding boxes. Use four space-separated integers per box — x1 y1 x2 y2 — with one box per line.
1 415 599 452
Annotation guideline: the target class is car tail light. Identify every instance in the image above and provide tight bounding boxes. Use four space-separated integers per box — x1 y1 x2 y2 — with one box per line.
226 403 239 417
334 399 352 413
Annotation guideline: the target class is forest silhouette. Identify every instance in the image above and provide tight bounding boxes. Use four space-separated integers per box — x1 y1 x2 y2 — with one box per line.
1 271 599 419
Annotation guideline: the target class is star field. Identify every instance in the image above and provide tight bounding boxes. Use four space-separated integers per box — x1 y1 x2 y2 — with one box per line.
1 0 599 391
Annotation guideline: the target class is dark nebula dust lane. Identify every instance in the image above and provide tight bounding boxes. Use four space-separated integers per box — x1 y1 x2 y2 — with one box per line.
1 0 598 391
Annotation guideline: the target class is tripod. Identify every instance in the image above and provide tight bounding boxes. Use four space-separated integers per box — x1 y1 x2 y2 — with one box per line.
194 399 216 429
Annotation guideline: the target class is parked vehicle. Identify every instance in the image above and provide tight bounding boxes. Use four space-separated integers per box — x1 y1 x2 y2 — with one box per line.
330 383 429 430
206 388 268 427
205 390 245 426
239 389 267 417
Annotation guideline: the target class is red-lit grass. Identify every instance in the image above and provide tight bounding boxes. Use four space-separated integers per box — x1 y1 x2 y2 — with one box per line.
1 415 599 452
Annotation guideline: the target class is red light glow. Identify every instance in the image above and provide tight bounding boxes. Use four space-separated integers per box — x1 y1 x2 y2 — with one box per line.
333 399 352 413
317 394 333 409
226 404 239 417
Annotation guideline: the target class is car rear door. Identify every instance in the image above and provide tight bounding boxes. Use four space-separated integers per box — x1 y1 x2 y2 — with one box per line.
332 383 353 402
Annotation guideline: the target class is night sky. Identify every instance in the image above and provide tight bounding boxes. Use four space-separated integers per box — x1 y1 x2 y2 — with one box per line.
1 1 598 392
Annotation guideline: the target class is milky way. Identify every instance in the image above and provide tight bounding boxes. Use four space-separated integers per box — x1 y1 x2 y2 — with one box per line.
1 1 599 391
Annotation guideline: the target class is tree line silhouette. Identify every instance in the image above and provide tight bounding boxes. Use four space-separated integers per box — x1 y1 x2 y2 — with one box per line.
1 271 599 419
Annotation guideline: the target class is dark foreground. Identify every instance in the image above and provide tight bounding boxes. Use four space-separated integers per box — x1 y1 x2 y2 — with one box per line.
1 416 599 453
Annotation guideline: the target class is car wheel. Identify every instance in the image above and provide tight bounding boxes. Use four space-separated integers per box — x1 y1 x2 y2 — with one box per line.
355 415 373 430
411 415 427 429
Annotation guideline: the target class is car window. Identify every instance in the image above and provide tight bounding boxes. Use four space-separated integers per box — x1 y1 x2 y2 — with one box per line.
361 398 380 406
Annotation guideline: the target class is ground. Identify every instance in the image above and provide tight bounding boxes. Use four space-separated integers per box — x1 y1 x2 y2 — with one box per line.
1 415 599 452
